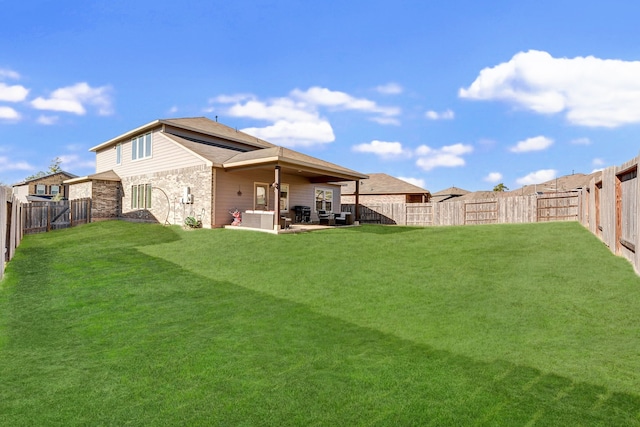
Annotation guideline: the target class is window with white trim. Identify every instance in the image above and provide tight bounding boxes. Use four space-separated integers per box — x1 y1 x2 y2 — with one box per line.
315 188 333 212
50 185 60 195
131 133 152 161
131 184 152 209
280 184 289 212
116 143 122 165
36 184 46 195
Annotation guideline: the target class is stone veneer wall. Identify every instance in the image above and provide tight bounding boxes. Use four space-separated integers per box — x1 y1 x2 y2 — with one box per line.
120 165 213 227
92 180 122 220
68 181 92 200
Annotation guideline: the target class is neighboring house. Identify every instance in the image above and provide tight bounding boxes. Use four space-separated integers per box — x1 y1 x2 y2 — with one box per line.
340 173 431 204
430 186 470 203
66 117 368 229
509 172 602 196
12 171 77 203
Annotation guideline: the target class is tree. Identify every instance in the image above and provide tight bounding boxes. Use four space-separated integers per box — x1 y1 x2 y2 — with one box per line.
493 183 509 192
23 157 63 181
48 157 62 174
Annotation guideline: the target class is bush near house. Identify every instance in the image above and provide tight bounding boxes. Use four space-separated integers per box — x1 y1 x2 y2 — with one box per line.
1 221 639 425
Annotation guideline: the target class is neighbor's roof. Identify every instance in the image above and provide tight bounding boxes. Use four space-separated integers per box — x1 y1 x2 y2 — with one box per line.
341 173 430 195
430 186 470 202
12 171 78 186
89 116 275 152
510 172 602 196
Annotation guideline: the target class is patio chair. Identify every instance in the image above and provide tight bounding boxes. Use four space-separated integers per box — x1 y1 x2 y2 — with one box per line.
318 210 333 225
334 212 351 226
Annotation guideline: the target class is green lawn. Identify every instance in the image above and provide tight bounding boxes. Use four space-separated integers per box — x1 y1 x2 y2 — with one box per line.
1 221 640 425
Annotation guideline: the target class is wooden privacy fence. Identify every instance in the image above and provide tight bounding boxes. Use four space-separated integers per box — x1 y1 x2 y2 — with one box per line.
21 198 91 235
1 186 21 281
580 153 640 274
343 192 580 227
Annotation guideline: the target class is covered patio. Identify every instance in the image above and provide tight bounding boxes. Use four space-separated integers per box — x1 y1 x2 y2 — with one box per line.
221 146 368 233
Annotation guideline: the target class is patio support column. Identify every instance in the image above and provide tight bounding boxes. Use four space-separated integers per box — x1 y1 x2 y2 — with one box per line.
273 165 281 230
355 179 361 223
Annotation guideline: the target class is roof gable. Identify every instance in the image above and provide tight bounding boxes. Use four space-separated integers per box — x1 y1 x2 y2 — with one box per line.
13 171 78 186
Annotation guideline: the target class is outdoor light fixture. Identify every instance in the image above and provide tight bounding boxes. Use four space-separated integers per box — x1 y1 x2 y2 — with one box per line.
237 186 242 196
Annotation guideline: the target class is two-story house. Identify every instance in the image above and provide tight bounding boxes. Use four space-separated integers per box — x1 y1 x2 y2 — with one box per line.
13 171 77 203
66 117 367 229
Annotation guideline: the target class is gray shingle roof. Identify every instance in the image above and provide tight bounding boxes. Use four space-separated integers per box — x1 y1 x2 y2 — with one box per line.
341 173 430 195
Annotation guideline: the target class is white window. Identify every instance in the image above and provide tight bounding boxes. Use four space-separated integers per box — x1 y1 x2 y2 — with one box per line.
280 184 289 212
131 133 152 161
315 188 333 212
131 184 152 209
254 183 269 210
50 185 60 195
116 143 122 165
36 184 46 195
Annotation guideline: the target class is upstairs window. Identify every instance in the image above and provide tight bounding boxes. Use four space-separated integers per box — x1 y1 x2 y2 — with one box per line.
36 184 46 195
116 143 122 165
131 133 152 161
50 185 60 195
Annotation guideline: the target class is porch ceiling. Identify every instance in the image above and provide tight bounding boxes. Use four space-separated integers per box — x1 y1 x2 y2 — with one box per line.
224 161 362 183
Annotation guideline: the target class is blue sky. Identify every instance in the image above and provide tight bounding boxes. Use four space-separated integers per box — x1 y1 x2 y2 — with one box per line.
2 0 640 192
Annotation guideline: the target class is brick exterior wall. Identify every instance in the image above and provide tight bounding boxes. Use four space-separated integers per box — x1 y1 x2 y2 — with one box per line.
68 180 121 221
341 194 406 206
92 180 121 220
120 165 213 227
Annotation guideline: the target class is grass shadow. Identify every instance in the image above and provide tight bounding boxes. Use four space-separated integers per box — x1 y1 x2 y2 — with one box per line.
2 222 640 425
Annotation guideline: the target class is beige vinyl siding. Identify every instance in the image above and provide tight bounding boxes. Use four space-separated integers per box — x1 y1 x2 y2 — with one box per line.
96 128 207 176
213 169 341 227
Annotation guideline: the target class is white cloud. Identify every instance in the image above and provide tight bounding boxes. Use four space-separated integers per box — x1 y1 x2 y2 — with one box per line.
291 87 401 117
592 158 605 166
0 156 33 171
516 169 557 185
242 119 335 147
0 68 21 80
415 143 473 171
37 115 59 125
58 154 95 170
31 82 113 115
209 93 254 104
210 86 401 147
352 140 409 158
375 82 403 95
370 116 401 126
510 136 554 153
227 98 319 123
425 109 454 120
459 49 640 127
396 176 426 188
0 106 20 120
570 137 591 145
484 172 503 183
0 82 29 102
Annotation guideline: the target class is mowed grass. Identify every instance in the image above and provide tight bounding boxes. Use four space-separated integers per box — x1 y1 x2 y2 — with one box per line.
1 221 640 426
